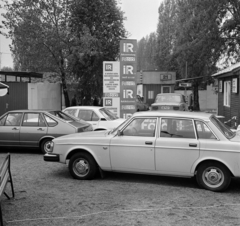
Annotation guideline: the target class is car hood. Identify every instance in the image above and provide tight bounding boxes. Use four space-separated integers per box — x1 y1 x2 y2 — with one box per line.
113 118 125 122
230 131 240 142
151 102 181 106
53 130 109 142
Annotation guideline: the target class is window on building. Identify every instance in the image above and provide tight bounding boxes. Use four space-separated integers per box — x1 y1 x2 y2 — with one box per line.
224 81 231 107
148 91 154 99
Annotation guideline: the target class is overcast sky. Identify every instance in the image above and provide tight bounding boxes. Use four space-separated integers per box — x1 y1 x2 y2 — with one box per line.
0 0 161 69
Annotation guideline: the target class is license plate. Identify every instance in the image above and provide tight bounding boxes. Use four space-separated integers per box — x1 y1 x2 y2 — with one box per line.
160 106 170 110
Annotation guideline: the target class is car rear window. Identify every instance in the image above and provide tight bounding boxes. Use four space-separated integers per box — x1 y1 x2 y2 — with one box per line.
210 115 235 139
156 95 181 103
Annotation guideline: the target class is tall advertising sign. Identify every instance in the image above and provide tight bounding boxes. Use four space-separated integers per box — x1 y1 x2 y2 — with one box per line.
120 39 137 119
103 61 120 116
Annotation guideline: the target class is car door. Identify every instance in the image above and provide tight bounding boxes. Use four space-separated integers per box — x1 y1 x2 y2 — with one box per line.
78 110 99 130
19 113 47 146
155 117 200 176
0 113 22 146
110 117 157 172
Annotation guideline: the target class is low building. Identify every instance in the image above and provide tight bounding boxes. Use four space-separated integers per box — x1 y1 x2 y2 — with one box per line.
136 70 176 106
212 62 240 128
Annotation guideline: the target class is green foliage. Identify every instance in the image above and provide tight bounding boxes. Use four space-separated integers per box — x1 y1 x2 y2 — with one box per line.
1 0 126 106
68 0 126 104
137 33 158 71
155 0 227 110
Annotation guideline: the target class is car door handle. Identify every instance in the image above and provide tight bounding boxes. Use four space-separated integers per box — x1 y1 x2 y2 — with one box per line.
12 127 19 131
37 128 44 131
145 141 153 145
189 143 197 147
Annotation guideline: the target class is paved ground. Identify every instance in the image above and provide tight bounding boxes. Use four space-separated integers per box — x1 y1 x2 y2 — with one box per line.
1 148 240 226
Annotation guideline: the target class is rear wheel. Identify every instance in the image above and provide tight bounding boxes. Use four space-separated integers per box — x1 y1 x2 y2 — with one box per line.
69 153 97 180
196 162 231 192
40 138 53 154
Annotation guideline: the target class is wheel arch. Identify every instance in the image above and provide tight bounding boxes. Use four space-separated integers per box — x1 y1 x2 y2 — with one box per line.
66 148 99 167
193 159 234 177
39 136 55 147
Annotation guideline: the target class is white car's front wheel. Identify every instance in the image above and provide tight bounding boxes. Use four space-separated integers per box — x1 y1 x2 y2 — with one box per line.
196 162 231 192
69 153 97 180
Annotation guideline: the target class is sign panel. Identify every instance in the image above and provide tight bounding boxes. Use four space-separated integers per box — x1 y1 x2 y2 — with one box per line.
103 61 120 117
103 62 120 93
232 78 238 93
179 83 192 87
120 39 137 119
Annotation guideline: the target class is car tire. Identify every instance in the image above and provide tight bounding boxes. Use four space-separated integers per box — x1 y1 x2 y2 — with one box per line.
69 153 97 180
40 138 53 154
196 162 231 192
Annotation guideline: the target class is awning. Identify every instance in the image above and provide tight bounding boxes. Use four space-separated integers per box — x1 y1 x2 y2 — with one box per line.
0 82 9 96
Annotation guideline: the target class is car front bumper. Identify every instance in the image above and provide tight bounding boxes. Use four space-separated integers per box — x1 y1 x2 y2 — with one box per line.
44 153 60 162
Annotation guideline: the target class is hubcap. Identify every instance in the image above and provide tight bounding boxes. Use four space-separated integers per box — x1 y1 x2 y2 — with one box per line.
44 141 52 153
202 167 224 188
73 159 89 177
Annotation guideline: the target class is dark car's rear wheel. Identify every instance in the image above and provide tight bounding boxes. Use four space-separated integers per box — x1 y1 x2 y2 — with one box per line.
196 162 231 192
40 138 53 154
69 153 97 180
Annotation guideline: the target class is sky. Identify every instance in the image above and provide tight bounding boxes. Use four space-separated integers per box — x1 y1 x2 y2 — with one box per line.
0 0 161 69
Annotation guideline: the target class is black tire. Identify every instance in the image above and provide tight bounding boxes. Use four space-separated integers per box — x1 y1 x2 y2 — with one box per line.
40 138 53 154
69 153 97 180
196 162 231 192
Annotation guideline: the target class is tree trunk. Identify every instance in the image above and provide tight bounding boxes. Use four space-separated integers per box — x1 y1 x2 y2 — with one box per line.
192 81 200 111
61 71 70 107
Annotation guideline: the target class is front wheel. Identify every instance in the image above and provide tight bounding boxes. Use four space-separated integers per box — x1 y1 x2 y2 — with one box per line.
69 153 97 180
196 162 231 192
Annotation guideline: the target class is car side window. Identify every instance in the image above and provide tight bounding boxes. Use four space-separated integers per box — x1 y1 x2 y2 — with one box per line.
78 110 92 121
92 112 99 121
195 121 217 140
43 115 58 127
22 113 46 127
122 118 156 137
5 113 22 126
0 115 7 126
160 118 195 139
64 109 77 117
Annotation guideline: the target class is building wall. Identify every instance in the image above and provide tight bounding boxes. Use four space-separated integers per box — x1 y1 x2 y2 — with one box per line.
0 82 28 116
217 75 240 128
28 82 62 110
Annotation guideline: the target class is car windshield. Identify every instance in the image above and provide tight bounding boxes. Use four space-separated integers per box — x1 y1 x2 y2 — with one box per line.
210 115 235 139
99 108 119 120
48 111 77 122
155 95 181 103
110 117 130 134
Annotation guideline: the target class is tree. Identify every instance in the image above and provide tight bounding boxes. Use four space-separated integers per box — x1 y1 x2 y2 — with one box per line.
68 0 127 105
1 0 92 107
156 0 226 110
137 33 158 71
1 66 12 71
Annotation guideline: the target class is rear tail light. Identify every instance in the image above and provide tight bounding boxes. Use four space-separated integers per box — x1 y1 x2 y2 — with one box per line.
173 106 179 110
152 106 158 110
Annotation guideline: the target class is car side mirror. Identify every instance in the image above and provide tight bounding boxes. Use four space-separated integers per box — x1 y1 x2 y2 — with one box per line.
117 130 123 136
100 118 107 121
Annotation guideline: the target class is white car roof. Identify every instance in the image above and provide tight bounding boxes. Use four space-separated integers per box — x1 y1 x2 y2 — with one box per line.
133 110 213 120
64 106 104 110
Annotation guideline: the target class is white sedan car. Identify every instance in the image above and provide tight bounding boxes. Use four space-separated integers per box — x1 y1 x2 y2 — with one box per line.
63 106 125 131
44 111 240 192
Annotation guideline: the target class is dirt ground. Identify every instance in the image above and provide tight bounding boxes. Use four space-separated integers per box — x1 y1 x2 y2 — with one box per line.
1 150 240 226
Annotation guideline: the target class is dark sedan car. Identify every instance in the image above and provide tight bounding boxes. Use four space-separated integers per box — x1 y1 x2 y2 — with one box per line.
0 110 93 153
